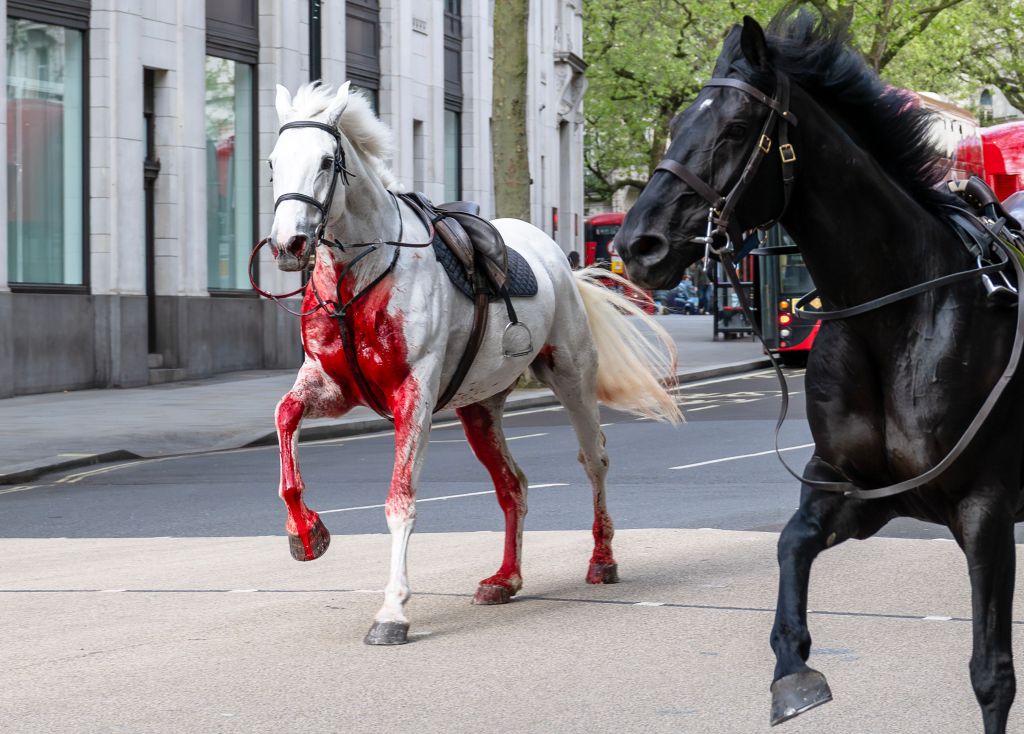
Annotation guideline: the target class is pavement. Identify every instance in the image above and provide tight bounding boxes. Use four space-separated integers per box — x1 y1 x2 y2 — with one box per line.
2 529 1013 733
0 315 767 484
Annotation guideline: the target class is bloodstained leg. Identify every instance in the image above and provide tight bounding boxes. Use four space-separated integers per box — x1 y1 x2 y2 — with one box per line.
275 392 331 561
532 344 617 584
955 491 1017 734
457 389 529 605
365 377 431 645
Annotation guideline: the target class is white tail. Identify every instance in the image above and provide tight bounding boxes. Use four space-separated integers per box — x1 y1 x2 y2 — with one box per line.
573 267 682 424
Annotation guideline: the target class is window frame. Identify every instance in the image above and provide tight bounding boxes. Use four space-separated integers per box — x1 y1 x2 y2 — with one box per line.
6 4 90 292
346 0 380 97
443 0 463 202
204 55 259 295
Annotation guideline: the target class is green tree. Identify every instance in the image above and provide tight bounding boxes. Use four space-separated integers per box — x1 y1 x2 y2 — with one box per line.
492 0 531 220
583 0 978 202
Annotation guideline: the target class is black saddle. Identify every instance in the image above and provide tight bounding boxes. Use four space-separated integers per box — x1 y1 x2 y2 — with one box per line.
948 176 1023 231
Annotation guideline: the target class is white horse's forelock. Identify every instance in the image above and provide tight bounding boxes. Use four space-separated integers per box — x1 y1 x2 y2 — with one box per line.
289 82 400 191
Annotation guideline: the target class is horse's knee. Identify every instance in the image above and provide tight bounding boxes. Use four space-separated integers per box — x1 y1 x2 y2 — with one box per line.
577 445 609 480
276 394 305 433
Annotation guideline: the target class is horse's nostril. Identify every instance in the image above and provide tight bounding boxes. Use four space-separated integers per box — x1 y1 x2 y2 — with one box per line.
631 235 668 262
286 235 308 257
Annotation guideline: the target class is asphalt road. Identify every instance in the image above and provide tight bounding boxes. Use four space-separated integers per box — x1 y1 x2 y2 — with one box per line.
5 368 1024 733
0 370 967 541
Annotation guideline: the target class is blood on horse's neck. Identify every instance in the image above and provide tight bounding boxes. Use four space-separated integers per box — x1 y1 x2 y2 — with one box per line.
778 89 965 313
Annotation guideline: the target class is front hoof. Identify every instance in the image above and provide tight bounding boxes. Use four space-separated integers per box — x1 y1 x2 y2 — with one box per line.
586 561 619 584
770 669 833 726
364 621 410 646
288 516 331 561
473 584 514 605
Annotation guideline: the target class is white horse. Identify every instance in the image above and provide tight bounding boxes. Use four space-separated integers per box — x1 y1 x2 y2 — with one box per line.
266 81 681 645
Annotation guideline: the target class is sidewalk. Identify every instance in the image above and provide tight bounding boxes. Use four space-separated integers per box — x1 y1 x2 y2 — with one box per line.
0 315 767 483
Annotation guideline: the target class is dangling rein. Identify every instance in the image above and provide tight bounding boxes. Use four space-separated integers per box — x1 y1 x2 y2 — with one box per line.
718 211 1024 500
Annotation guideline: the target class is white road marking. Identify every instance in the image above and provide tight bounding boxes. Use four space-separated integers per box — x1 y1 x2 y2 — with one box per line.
922 615 953 622
319 483 570 514
634 601 666 607
228 589 258 593
669 443 815 471
429 439 467 444
687 406 717 412
99 589 127 593
0 485 36 496
506 432 548 441
600 423 615 427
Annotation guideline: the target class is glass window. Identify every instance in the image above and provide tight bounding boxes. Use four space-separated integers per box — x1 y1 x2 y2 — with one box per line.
6 18 84 285
444 109 461 202
205 56 254 290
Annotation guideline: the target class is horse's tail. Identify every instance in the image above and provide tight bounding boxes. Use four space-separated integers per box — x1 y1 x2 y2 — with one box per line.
573 267 683 424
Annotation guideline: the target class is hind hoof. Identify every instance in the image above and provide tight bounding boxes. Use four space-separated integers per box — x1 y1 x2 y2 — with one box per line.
364 621 410 646
288 516 331 561
770 669 833 726
473 584 514 605
587 562 619 584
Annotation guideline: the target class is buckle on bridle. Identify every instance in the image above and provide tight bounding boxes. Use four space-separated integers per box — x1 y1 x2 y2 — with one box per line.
779 143 797 164
759 134 772 154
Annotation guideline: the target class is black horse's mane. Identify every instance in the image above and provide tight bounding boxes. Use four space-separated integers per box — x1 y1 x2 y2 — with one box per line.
743 9 949 210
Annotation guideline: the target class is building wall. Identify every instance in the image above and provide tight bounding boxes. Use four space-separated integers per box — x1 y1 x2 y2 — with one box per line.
0 0 585 397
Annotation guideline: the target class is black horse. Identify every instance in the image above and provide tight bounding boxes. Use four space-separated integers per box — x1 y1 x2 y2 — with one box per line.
617 10 1024 733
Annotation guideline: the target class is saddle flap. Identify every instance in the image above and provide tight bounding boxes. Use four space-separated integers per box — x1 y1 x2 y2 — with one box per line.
433 217 476 275
438 200 482 217
444 211 509 291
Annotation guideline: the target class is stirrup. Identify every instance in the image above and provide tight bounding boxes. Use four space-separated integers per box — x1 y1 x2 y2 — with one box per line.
502 321 533 358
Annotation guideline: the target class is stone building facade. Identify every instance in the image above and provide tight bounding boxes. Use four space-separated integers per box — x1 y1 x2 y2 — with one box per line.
0 0 584 396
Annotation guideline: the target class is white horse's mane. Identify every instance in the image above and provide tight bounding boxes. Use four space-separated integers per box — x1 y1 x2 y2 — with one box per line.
291 82 400 191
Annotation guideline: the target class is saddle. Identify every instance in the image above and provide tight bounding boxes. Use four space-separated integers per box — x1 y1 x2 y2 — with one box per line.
406 193 510 294
946 176 1022 308
397 192 536 410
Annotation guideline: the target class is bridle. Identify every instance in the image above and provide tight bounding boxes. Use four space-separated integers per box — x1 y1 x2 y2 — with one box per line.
659 68 1024 501
654 69 799 258
247 119 435 315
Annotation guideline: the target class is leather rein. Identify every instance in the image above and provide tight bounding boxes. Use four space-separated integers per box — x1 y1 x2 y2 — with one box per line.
247 120 447 422
660 71 1024 500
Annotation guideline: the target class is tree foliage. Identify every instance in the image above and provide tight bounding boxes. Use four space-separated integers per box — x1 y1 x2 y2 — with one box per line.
584 0 998 201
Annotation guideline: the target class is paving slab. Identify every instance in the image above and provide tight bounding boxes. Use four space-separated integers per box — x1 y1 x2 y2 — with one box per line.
0 528 1015 733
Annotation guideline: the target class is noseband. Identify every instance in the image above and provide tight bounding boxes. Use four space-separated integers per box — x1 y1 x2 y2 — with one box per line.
654 70 798 255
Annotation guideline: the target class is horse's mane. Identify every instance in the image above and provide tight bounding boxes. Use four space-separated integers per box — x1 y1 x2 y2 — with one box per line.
291 82 400 191
739 9 949 210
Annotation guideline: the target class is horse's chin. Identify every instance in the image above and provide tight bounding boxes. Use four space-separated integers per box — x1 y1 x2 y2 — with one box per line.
275 253 311 272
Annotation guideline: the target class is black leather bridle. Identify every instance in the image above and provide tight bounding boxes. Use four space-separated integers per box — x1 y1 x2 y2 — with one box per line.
655 70 799 256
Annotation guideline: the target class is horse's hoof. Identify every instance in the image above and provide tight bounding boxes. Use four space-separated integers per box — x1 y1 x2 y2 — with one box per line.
364 621 410 646
288 516 331 562
473 584 513 605
586 562 619 584
770 669 833 726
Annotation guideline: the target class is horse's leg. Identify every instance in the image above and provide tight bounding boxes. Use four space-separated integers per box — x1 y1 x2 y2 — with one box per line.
456 388 529 605
276 364 338 561
770 460 893 725
531 343 617 584
364 379 433 646
954 491 1016 734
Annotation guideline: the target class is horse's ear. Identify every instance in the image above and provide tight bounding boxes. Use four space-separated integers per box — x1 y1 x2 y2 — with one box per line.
325 81 352 127
740 16 770 69
275 84 293 123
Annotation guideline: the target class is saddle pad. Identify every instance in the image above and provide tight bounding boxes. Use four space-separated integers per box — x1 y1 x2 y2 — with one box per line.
431 232 539 301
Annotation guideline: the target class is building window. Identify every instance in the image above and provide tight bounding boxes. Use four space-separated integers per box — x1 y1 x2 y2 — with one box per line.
6 17 85 286
444 110 461 202
205 56 254 290
444 0 463 202
346 0 380 111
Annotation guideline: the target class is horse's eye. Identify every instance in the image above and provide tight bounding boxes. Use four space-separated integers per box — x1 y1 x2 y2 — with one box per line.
724 123 748 140
320 157 333 171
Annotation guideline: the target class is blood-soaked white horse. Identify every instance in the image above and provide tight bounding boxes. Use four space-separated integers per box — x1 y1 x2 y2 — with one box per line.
263 81 681 645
